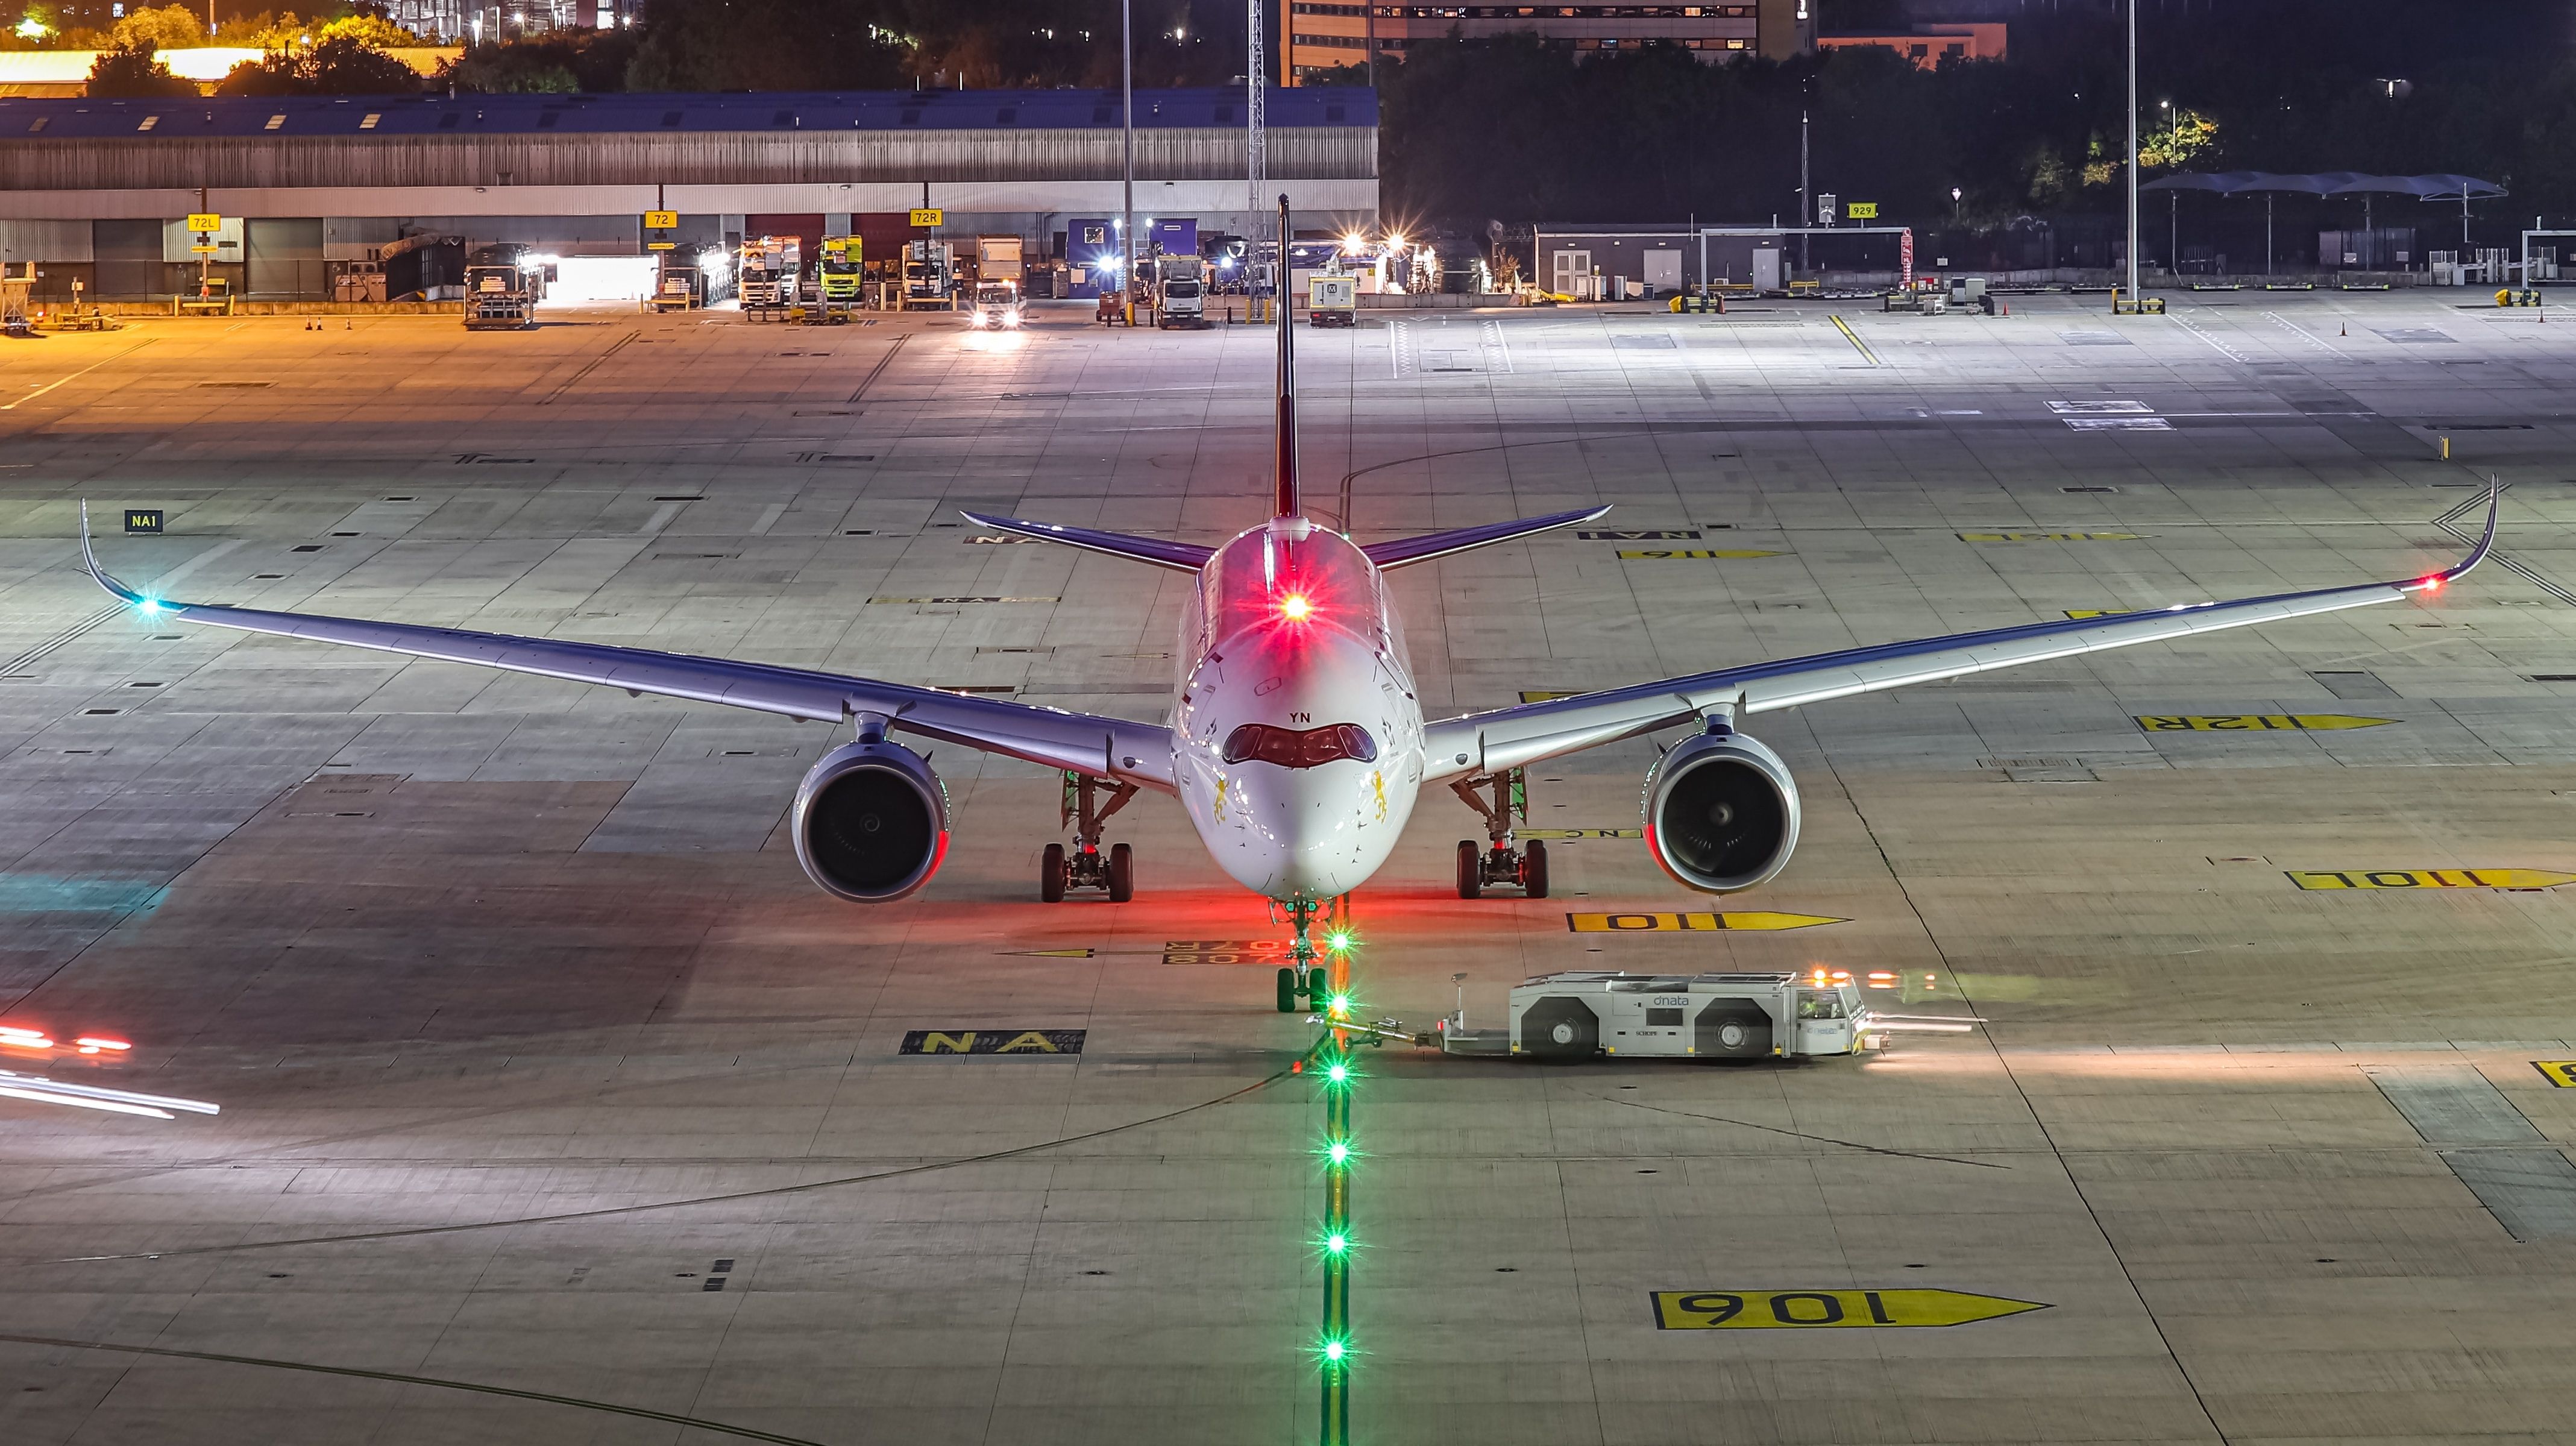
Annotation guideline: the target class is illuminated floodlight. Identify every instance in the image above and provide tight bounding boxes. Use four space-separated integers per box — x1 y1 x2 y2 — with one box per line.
1341 233 1367 255
1386 233 1407 251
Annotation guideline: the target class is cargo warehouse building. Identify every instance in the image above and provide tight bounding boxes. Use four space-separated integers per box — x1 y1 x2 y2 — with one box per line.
0 87 1377 301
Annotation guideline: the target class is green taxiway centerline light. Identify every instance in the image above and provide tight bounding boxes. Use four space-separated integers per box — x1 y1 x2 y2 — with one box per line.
1327 931 1354 954
1325 1140 1352 1166
1324 1231 1349 1256
1316 1335 1352 1365
1327 993 1352 1019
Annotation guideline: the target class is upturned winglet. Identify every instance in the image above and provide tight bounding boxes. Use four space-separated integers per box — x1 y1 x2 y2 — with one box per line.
2402 474 2500 592
77 501 148 606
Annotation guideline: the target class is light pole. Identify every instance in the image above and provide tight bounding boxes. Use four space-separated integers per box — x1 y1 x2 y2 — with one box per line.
1121 0 1135 323
2125 0 2140 307
2163 99 2177 274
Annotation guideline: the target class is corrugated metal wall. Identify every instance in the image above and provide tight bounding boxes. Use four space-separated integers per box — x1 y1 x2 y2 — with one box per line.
0 127 1374 191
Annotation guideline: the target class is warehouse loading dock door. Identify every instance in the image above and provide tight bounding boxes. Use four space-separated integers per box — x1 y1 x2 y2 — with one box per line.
746 213 826 268
1551 250 1589 297
247 218 324 299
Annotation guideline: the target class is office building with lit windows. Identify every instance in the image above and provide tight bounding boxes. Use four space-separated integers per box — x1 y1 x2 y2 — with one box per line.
1286 0 1811 83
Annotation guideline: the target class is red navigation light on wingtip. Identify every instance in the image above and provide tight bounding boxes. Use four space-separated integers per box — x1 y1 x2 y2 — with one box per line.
1280 593 1313 622
2418 574 2443 593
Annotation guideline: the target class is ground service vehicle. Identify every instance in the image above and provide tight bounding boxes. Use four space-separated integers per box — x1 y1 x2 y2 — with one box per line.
83 196 2496 1011
1157 254 1207 327
1307 274 1356 327
976 235 1023 287
967 280 1023 329
463 244 544 329
817 238 862 310
903 240 955 310
737 237 799 307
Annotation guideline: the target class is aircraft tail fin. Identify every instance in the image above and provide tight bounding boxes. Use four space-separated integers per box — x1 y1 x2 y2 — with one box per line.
1272 193 1299 520
957 511 1214 573
1361 506 1612 570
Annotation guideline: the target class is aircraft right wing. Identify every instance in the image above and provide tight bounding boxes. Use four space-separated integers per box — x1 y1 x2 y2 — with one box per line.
1424 485 2498 781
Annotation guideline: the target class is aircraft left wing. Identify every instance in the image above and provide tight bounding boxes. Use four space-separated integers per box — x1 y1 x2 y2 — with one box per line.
77 507 1175 791
1424 485 2498 781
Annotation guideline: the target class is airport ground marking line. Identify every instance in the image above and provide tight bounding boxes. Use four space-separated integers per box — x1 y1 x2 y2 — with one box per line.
1581 1088 2004 1168
1827 313 1881 365
1 338 156 410
0 1332 828 1446
43 1064 1299 1263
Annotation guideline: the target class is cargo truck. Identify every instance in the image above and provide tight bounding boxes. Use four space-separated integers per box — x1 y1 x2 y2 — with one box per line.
816 237 863 314
736 237 800 309
1156 253 1207 328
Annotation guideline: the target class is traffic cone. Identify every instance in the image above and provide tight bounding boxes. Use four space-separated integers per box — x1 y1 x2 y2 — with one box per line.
2339 323 2347 336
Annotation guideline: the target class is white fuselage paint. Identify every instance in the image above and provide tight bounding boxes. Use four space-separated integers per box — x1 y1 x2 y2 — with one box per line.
1170 517 1427 902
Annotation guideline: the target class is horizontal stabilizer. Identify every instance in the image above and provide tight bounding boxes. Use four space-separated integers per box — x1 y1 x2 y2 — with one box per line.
1361 506 1612 570
956 511 1214 573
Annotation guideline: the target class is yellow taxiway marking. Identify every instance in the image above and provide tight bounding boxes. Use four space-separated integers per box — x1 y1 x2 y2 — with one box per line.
1652 1289 2050 1330
2137 714 2395 732
1828 313 1882 365
1519 828 1643 840
1519 690 1582 703
2533 1061 2576 1088
1566 911 1846 933
2287 869 2576 891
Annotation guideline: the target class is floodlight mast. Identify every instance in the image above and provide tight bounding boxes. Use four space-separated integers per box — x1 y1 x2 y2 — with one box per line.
1122 0 1135 323
2126 0 2141 305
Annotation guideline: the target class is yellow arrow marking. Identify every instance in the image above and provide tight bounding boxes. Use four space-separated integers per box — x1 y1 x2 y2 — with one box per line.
1652 1289 2050 1330
2286 869 2576 891
1566 911 1847 933
2135 714 2395 732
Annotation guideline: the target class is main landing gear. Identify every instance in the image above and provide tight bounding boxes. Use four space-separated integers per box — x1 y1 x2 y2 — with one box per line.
1040 772 1138 903
1451 766 1547 900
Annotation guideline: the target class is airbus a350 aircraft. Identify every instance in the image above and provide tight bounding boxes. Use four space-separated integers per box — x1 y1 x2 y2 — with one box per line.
78 198 2493 1003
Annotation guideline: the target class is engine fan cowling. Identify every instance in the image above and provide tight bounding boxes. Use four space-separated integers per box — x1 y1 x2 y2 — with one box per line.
1643 728 1801 893
792 741 949 902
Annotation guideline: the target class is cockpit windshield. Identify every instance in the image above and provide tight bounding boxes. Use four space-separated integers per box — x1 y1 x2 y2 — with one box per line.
1221 723 1378 769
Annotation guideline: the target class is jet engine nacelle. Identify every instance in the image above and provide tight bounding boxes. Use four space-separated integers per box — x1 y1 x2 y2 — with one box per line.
1642 726 1801 894
792 740 950 902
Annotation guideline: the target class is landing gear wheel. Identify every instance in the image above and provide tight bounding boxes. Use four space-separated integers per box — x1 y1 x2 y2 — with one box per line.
1277 967 1299 1014
1107 842 1134 903
1456 840 1483 899
1522 838 1550 899
1040 843 1067 904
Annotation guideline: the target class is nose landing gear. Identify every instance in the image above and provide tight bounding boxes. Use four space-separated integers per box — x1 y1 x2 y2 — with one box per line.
1450 767 1548 899
1274 896 1349 1012
1041 772 1138 902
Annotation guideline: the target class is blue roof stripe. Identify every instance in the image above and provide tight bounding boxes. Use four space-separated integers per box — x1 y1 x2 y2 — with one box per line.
0 87 1374 140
